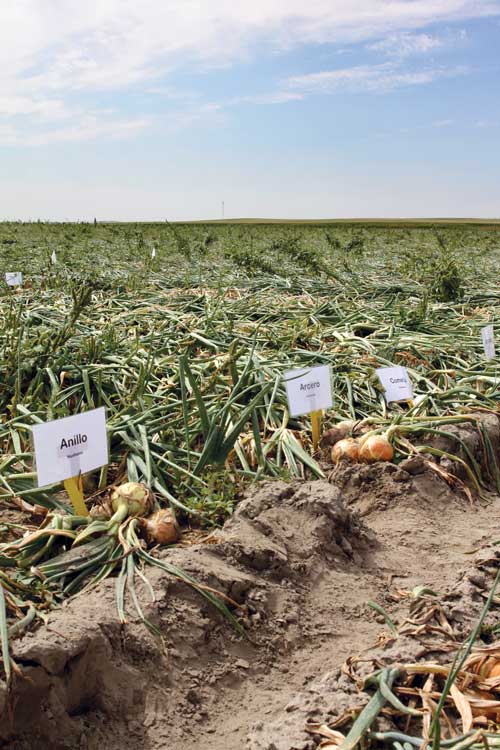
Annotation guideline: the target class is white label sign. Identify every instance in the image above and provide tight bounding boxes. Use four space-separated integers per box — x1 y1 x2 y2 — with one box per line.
481 325 496 360
151 247 156 259
284 364 333 417
5 272 23 287
33 407 108 488
51 250 57 265
376 366 413 403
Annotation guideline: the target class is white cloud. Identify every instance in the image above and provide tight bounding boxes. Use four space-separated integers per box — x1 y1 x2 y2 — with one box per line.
475 119 499 128
2 2 498 91
0 114 151 147
433 118 454 126
286 63 466 95
368 28 468 57
237 91 305 105
0 1 498 144
369 32 445 57
0 95 67 119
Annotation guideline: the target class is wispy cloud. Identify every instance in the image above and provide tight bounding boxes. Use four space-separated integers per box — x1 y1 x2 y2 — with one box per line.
0 95 68 119
368 28 467 58
0 1 498 144
475 118 499 128
433 118 454 127
368 32 445 57
286 63 467 95
237 92 305 105
0 114 151 147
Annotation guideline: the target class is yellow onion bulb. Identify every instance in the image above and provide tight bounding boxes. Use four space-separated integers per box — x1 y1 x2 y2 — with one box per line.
331 438 360 463
359 435 394 463
142 508 180 546
111 482 152 517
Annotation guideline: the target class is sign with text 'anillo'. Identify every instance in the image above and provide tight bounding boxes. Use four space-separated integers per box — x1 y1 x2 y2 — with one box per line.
376 366 413 404
32 407 108 488
5 272 23 287
284 364 333 417
481 324 496 361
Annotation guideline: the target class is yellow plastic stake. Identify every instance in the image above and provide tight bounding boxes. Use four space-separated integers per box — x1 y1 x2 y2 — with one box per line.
311 410 323 451
63 475 88 517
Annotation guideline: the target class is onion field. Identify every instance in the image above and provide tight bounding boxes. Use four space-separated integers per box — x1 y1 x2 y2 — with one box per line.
1 219 500 749
1 221 499 499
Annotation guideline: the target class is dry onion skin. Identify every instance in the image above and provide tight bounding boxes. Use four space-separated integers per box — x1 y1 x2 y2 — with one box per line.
331 438 360 463
483 658 500 679
111 481 153 517
320 420 357 449
142 508 180 546
335 420 357 435
358 434 394 463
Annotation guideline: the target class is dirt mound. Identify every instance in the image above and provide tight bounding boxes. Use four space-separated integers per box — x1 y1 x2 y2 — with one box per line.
220 479 371 571
327 455 473 516
0 480 369 750
321 412 500 517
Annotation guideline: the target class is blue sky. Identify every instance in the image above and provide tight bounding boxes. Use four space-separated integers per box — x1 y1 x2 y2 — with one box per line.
1 1 499 220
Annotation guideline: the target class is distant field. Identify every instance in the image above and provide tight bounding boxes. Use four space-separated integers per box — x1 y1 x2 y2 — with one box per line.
183 217 500 227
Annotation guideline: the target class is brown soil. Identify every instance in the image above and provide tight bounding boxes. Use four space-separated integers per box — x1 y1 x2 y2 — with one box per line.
2 415 500 750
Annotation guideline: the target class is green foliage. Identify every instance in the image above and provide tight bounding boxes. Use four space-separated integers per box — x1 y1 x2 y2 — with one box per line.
397 229 465 302
430 257 464 302
345 234 365 257
397 293 429 329
325 231 341 250
189 469 240 526
269 236 325 275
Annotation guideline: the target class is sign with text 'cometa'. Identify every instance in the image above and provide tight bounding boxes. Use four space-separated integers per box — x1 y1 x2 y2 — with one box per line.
481 325 496 361
375 366 413 404
284 364 333 417
32 407 108 488
5 272 23 287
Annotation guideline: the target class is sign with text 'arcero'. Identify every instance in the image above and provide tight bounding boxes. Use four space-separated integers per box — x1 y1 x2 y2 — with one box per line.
32 407 108 488
376 366 413 404
284 364 333 417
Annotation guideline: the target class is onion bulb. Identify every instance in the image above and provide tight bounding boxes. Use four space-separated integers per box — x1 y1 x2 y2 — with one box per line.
142 508 180 546
331 438 360 463
320 420 357 449
359 435 394 463
111 482 153 517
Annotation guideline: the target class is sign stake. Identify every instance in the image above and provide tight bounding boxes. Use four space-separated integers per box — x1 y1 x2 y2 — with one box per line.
63 475 88 516
311 410 323 451
283 364 332 455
